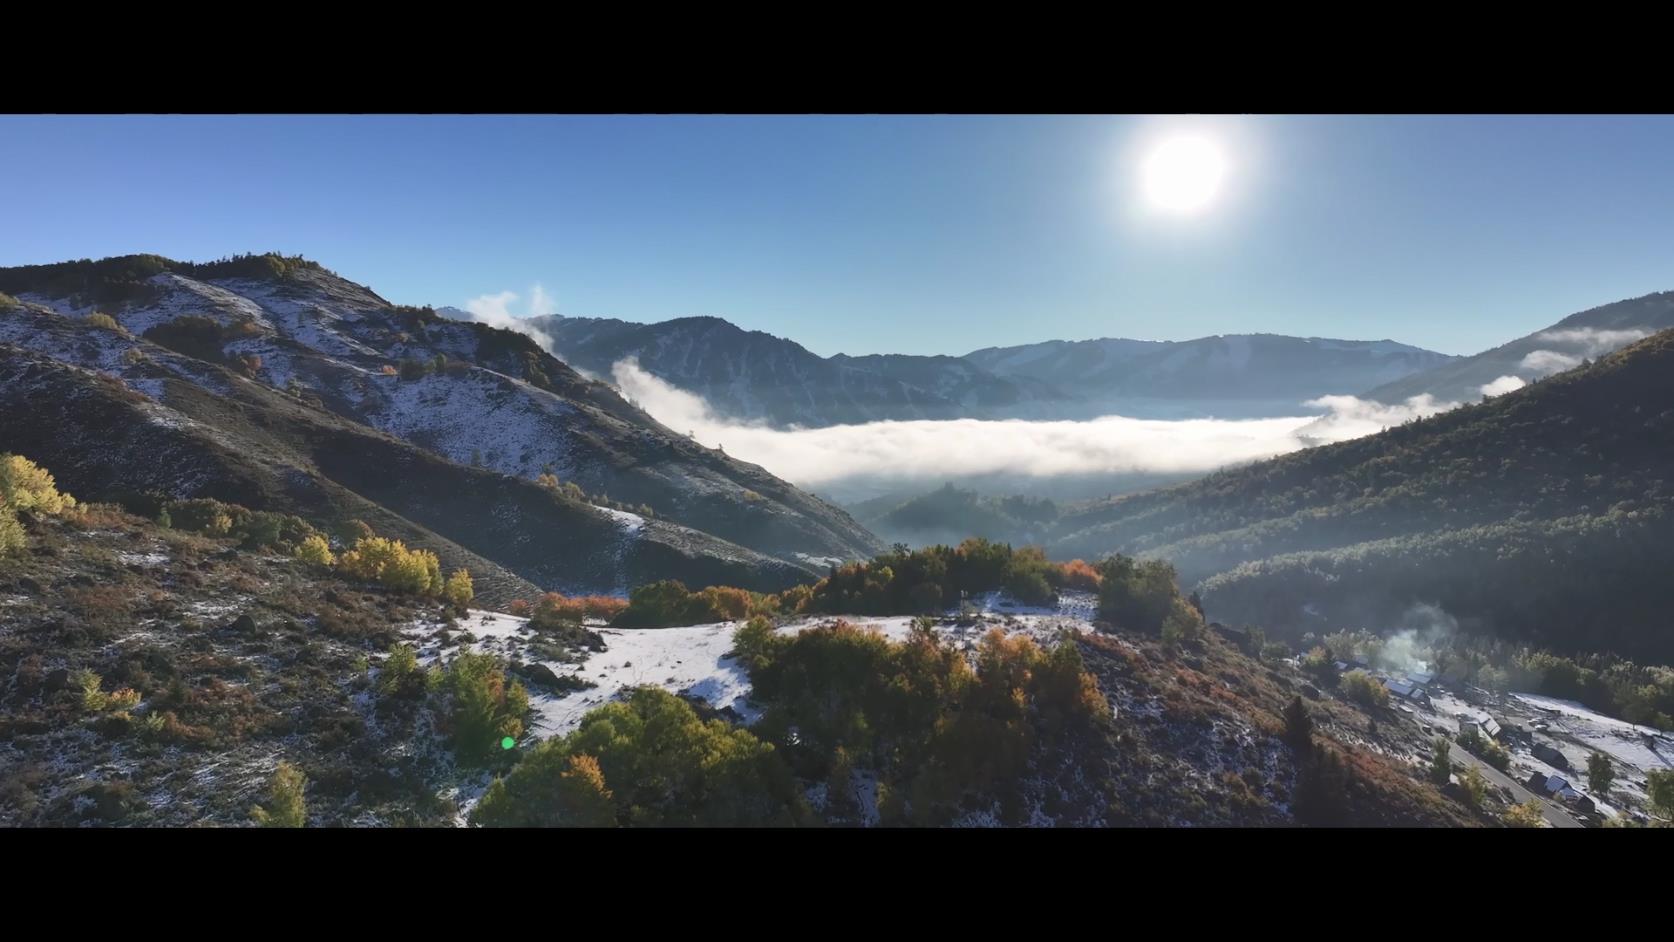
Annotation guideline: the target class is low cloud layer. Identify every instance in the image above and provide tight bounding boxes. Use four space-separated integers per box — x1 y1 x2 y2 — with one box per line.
460 285 558 352
1517 326 1652 379
613 358 1450 494
1479 375 1526 398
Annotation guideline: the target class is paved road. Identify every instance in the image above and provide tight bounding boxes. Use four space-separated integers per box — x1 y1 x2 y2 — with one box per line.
1415 720 1584 828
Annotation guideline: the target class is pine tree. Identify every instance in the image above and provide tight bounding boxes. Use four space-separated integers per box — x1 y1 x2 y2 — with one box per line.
1283 695 1313 754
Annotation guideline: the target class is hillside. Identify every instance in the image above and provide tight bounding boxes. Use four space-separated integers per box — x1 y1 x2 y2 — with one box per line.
0 501 1475 828
1048 329 1674 660
0 255 882 575
1358 290 1674 406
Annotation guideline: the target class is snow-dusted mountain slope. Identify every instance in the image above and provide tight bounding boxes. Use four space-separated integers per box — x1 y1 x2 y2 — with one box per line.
1356 290 1674 406
966 333 1457 416
0 256 882 569
532 313 1454 427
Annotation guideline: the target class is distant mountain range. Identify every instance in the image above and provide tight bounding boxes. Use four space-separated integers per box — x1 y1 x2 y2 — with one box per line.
0 256 883 602
485 311 1457 426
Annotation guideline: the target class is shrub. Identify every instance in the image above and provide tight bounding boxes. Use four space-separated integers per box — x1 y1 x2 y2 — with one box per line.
612 580 773 628
439 652 528 765
506 599 533 617
1503 801 1546 828
1428 737 1453 785
251 761 307 827
0 454 77 515
0 291 20 310
1283 695 1313 753
1587 752 1614 800
1341 670 1389 709
294 534 335 568
1459 765 1487 810
1647 768 1674 822
85 312 126 333
1057 559 1102 591
164 497 244 536
379 643 421 697
336 536 443 596
380 364 398 376
473 687 804 827
1458 728 1510 771
1096 555 1192 636
444 569 475 611
398 358 429 380
0 507 23 557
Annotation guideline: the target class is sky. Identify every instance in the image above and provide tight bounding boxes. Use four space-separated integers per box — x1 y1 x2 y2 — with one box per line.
2 114 1671 357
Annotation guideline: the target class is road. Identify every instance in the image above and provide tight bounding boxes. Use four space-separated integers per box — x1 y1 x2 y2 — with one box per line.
1419 720 1584 828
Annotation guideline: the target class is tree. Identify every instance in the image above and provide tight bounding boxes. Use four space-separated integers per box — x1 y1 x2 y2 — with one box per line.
1341 669 1389 709
444 568 475 611
1646 768 1674 822
0 454 77 515
1502 801 1545 828
1587 752 1614 800
1460 765 1487 811
1282 695 1313 754
0 507 24 557
251 761 306 827
294 534 335 568
1429 737 1453 785
1293 749 1349 826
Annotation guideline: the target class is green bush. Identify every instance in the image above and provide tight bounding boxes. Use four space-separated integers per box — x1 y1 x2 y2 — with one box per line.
474 687 804 827
1341 669 1389 708
251 761 307 827
0 507 24 557
438 652 528 765
1096 554 1196 637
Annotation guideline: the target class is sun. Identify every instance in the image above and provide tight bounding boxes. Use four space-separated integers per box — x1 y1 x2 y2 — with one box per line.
1141 134 1228 215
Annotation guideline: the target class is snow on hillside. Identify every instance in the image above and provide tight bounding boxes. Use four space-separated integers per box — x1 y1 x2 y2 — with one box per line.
408 593 1103 746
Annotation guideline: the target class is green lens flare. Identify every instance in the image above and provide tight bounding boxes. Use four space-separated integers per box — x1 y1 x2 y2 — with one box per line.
500 736 516 750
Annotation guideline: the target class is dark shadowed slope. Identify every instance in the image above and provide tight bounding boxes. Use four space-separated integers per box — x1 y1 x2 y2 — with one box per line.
1049 329 1674 659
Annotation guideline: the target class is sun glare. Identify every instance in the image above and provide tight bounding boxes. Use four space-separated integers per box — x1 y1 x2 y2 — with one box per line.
1142 134 1228 215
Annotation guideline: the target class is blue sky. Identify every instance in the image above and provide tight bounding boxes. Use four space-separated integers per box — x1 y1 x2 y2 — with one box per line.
3 114 1671 357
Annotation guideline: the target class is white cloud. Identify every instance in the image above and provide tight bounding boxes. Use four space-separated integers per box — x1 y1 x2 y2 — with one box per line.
1534 327 1651 355
461 284 558 351
1519 349 1582 376
1514 327 1653 379
1295 392 1459 443
1479 375 1526 398
612 357 1456 493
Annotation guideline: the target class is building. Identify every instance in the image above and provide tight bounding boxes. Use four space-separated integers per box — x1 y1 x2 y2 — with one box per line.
1532 742 1570 770
1383 678 1431 707
1407 670 1437 687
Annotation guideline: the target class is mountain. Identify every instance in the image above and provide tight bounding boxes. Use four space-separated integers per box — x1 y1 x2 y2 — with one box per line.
529 314 1042 426
1046 329 1674 661
531 312 1454 427
1357 290 1674 406
0 255 882 592
967 334 1457 418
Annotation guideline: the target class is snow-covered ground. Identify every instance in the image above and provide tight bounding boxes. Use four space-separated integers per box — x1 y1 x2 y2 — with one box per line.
407 593 1103 744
